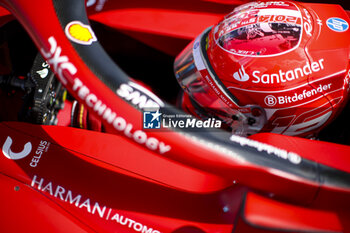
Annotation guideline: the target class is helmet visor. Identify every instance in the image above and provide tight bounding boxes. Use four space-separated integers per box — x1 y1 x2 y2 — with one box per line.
174 37 237 119
174 29 266 135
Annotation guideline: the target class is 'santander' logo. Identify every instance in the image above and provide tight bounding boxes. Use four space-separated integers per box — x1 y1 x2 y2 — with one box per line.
2 136 32 160
233 65 249 82
252 58 325 84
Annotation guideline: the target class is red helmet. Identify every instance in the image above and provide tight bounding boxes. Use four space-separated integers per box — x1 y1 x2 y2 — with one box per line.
174 1 350 137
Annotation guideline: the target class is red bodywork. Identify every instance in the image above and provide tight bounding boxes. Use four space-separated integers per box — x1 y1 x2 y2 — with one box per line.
0 0 349 232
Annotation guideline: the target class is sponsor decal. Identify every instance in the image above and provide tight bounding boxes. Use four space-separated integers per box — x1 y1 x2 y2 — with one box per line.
264 95 277 107
30 140 50 168
36 69 48 79
252 58 324 84
303 8 313 37
227 48 257 56
65 21 97 45
183 133 246 163
31 175 161 233
41 36 77 84
2 136 32 160
230 135 302 164
73 78 171 154
36 62 50 79
264 83 332 106
203 73 233 107
326 18 349 32
2 136 50 166
253 1 290 8
233 65 249 82
42 36 170 154
234 1 291 13
116 82 164 110
143 111 222 130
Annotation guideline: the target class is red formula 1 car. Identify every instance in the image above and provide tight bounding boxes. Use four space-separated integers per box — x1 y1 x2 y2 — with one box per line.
0 0 350 232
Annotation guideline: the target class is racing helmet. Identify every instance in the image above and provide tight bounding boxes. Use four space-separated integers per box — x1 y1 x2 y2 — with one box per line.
174 1 350 137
